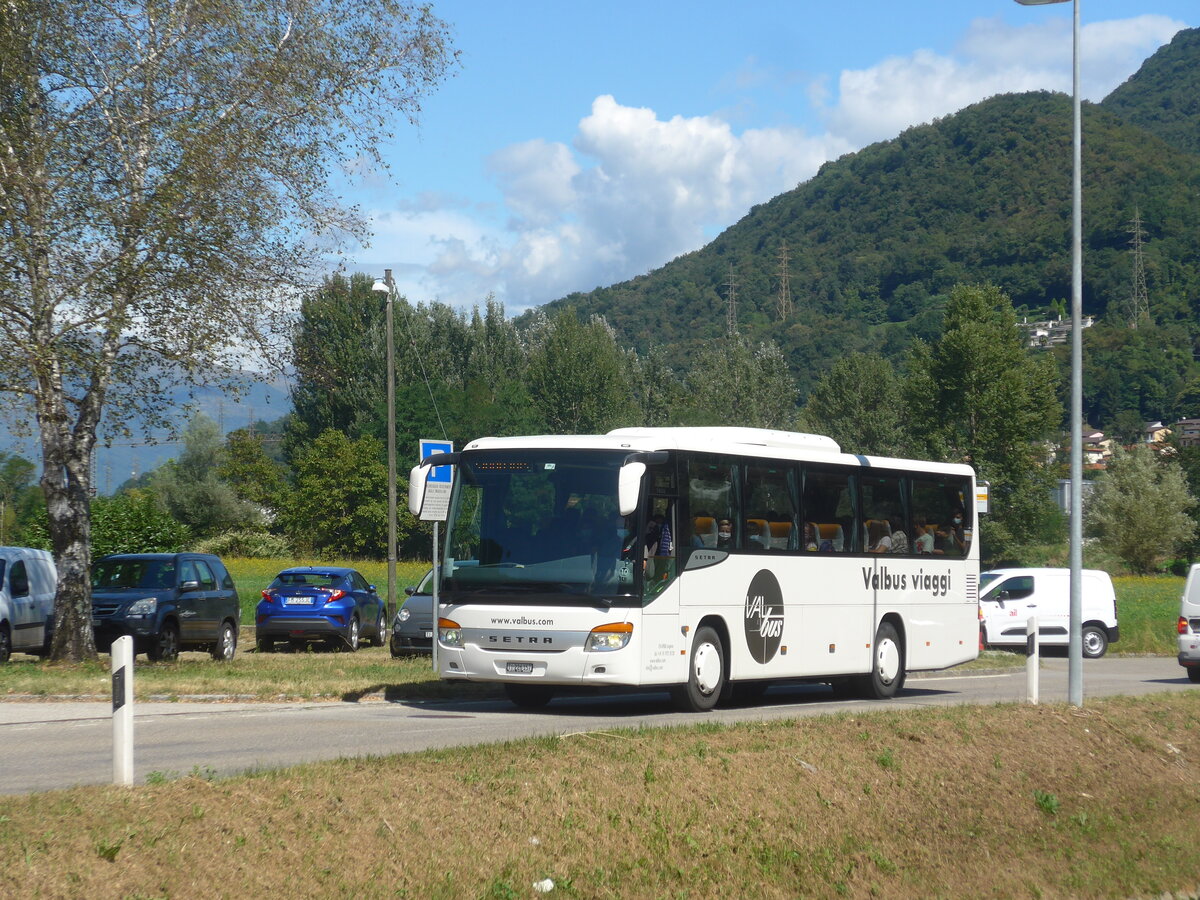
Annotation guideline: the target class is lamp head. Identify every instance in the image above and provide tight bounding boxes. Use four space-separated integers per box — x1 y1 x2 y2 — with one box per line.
371 279 390 294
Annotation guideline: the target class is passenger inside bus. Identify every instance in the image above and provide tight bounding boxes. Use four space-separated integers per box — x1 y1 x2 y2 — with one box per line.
914 517 936 554
716 518 734 549
867 519 892 553
803 522 819 551
745 519 769 550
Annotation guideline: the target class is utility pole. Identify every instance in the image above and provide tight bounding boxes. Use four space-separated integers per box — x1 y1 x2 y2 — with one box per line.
1127 207 1149 329
724 264 738 336
775 243 793 321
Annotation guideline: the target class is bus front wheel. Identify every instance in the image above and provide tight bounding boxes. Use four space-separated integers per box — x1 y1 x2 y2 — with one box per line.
672 626 725 712
857 621 905 700
504 683 555 708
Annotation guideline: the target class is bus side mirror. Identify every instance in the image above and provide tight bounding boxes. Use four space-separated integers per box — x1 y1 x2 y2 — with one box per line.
618 462 646 516
408 463 428 516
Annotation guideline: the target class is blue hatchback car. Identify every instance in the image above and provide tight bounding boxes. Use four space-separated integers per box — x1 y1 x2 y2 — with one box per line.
256 567 386 652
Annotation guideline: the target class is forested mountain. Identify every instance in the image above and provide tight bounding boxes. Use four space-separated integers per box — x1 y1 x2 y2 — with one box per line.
1104 26 1200 155
535 28 1200 425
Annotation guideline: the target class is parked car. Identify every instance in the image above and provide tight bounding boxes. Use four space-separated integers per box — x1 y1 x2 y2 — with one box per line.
91 553 240 662
391 568 434 657
1177 563 1200 683
979 567 1119 658
0 547 57 662
256 566 386 652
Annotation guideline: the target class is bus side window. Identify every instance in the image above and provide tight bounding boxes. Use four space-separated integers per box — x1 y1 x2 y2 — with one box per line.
744 461 797 553
803 468 856 553
686 456 737 550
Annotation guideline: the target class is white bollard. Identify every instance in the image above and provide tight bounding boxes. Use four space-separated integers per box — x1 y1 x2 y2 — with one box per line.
1025 616 1039 705
111 635 134 786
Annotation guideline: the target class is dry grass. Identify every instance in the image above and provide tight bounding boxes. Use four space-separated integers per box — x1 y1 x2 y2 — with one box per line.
2 693 1199 899
0 644 504 702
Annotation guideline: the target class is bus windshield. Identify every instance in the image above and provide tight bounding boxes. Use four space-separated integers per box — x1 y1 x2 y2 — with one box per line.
441 449 640 602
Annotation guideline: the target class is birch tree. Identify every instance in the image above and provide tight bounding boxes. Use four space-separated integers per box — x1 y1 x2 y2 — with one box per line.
0 0 457 660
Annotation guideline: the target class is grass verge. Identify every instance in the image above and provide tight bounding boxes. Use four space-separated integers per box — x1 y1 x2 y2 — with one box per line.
1 693 1198 898
0 566 1178 701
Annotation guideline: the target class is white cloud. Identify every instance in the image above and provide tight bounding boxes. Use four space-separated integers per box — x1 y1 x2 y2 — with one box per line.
366 14 1187 313
829 15 1186 146
394 95 845 311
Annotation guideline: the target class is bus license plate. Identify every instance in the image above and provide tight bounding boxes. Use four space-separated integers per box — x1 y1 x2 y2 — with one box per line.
506 662 534 675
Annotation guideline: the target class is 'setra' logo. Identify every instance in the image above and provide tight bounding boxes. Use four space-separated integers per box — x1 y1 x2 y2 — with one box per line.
744 569 784 664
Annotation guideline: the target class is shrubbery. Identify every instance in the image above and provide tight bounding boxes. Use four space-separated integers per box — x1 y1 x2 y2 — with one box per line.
191 529 294 559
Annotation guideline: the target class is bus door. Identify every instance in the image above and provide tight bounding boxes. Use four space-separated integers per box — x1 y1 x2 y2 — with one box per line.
800 466 871 675
638 456 685 684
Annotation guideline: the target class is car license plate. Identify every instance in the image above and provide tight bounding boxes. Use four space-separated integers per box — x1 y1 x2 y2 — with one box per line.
506 662 534 675
423 631 433 638
284 597 315 606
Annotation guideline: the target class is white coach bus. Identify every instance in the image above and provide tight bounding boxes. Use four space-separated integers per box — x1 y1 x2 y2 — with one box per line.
409 427 981 711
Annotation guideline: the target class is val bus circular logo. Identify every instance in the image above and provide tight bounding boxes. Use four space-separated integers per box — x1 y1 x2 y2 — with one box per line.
744 569 784 664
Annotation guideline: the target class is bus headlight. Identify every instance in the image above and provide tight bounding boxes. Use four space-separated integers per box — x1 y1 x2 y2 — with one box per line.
585 622 633 652
439 617 462 648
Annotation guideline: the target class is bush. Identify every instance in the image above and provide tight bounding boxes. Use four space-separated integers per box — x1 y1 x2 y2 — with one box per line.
192 529 294 559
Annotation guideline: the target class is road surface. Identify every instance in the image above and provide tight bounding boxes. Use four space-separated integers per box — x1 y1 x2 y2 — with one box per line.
0 656 1193 795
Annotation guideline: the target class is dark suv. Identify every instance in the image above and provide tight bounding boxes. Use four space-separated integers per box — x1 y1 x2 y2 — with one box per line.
91 553 240 661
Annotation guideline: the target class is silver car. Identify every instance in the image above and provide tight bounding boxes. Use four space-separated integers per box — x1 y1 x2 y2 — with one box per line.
390 569 434 657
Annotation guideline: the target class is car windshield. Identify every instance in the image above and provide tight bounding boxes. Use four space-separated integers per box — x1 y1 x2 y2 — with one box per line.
441 448 638 602
415 569 435 595
271 572 342 589
93 558 176 590
979 572 1001 600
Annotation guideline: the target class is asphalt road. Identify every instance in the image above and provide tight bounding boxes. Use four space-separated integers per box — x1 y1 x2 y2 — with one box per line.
0 655 1194 795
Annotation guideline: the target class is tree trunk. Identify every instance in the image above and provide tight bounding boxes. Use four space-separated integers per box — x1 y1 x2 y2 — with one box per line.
42 436 99 663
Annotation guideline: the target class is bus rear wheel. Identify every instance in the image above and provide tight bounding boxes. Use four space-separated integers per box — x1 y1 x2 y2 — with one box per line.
856 621 905 700
672 626 725 712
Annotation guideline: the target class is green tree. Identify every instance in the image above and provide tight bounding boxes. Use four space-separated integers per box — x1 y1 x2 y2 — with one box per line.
288 274 387 446
1087 445 1196 573
906 283 1062 554
801 353 913 455
151 415 255 539
0 451 35 545
0 1 458 660
279 430 390 558
219 429 287 514
626 344 683 427
526 310 635 434
91 490 190 557
681 335 797 429
1108 409 1148 447
19 487 189 555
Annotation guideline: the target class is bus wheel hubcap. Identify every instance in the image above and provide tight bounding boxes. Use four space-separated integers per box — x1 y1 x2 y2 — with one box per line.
877 639 900 685
694 642 721 695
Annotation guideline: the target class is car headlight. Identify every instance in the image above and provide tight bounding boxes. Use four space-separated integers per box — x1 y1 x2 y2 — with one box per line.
584 622 633 652
438 618 462 648
126 597 158 618
398 607 411 623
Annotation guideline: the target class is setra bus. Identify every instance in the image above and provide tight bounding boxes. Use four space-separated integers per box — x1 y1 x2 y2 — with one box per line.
409 427 981 711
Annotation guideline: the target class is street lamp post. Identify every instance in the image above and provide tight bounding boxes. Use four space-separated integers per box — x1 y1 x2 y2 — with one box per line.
1015 0 1083 706
371 270 398 637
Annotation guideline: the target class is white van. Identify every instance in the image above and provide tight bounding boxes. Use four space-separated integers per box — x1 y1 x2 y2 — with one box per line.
0 547 58 662
1177 564 1200 683
979 567 1119 658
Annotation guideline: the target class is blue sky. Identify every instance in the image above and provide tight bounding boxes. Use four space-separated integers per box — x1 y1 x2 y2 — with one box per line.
346 0 1195 315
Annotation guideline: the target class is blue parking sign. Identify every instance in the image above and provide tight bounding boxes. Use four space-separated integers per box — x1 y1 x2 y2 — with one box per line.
419 439 454 483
